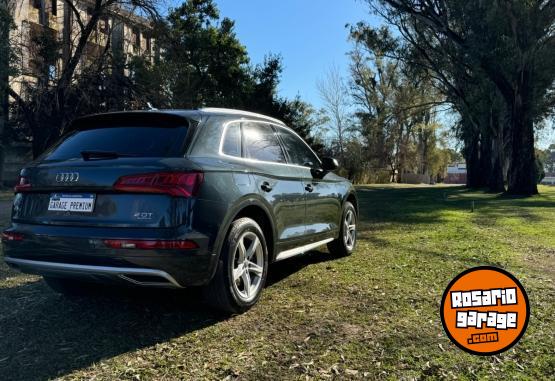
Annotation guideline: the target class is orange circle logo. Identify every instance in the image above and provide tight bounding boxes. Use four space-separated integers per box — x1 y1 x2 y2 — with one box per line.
440 266 530 355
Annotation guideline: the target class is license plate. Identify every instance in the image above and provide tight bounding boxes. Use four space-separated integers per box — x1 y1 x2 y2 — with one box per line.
48 193 96 213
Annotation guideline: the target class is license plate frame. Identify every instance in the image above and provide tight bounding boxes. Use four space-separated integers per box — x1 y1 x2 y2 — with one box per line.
48 193 96 213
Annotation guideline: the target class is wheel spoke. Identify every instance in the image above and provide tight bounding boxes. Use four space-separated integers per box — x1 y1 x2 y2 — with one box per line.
348 224 356 231
246 236 259 260
241 270 251 297
233 265 244 281
247 261 263 277
237 239 246 262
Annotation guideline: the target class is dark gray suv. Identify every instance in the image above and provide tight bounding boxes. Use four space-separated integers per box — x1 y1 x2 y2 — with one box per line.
2 108 358 313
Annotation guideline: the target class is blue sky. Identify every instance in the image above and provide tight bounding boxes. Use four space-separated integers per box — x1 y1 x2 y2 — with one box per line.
213 0 371 108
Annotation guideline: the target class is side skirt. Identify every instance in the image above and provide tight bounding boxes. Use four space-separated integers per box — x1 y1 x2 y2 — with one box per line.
274 238 334 262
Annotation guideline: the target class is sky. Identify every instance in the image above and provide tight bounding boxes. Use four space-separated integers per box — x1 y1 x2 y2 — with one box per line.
214 0 371 108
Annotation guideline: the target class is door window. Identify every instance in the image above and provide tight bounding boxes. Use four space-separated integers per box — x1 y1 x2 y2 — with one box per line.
222 122 241 157
242 123 286 163
277 127 320 167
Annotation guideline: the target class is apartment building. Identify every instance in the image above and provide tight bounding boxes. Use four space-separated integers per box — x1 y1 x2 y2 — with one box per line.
1 1 155 186
9 0 155 97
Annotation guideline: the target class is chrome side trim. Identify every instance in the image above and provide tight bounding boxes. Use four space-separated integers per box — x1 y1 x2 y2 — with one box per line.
218 119 322 169
4 257 183 288
274 238 334 262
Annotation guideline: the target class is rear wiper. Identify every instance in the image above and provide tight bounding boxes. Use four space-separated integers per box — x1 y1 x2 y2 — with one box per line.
81 151 137 161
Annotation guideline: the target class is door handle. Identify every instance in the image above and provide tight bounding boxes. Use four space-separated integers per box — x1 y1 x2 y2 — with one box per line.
261 181 273 192
305 184 314 192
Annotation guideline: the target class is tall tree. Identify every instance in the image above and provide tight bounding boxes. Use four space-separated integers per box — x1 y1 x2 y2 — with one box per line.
368 0 555 195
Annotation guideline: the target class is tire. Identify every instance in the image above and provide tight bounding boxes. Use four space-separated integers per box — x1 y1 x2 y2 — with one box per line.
44 276 97 297
328 201 357 257
203 217 269 314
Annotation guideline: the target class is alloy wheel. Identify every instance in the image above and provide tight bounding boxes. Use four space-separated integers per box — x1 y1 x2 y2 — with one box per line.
231 231 264 302
343 209 356 251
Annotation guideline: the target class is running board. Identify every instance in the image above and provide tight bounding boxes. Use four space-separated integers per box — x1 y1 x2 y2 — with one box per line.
274 238 334 262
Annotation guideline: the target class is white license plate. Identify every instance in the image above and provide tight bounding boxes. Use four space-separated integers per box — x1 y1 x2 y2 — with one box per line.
48 193 96 213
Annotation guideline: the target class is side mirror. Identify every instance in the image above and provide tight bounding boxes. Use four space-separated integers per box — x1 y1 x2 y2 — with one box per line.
321 157 339 171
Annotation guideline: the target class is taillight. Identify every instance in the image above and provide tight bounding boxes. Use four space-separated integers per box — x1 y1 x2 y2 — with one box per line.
113 172 203 197
103 239 199 250
1 231 24 242
14 176 32 193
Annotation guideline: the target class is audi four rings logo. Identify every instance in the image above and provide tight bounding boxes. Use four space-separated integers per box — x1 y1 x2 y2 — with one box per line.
55 172 80 183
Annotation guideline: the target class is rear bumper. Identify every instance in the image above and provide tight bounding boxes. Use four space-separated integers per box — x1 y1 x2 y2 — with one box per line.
5 257 183 288
2 223 218 287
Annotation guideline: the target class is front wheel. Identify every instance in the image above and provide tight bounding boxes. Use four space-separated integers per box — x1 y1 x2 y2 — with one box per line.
203 217 269 314
328 201 357 257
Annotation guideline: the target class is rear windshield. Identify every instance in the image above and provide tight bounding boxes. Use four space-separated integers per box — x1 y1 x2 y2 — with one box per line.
42 126 189 161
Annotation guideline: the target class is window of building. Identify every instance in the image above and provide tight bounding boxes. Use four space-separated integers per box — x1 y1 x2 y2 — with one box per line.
132 28 141 51
243 123 286 163
99 16 109 34
51 0 57 16
31 0 41 9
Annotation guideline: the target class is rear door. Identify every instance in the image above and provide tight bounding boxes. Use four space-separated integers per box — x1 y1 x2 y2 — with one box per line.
13 117 199 229
276 126 342 240
239 122 306 251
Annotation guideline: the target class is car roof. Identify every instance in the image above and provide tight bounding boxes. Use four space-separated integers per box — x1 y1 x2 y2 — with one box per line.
71 108 286 128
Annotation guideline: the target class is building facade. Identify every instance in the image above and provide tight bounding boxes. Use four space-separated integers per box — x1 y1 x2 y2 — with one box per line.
444 162 467 184
9 0 155 98
2 1 154 186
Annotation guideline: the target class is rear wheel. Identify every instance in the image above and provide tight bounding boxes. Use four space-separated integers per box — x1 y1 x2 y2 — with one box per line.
204 218 268 314
328 201 357 257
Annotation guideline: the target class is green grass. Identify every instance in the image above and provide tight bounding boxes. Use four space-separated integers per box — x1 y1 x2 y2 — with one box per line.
0 185 554 380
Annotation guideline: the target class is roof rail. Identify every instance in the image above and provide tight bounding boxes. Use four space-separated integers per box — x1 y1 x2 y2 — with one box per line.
200 108 285 125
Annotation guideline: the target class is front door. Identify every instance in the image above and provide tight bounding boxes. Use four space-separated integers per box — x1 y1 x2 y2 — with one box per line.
275 126 342 242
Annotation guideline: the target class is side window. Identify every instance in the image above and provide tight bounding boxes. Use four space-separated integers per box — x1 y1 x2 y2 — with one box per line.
278 127 320 167
222 122 241 157
243 122 286 163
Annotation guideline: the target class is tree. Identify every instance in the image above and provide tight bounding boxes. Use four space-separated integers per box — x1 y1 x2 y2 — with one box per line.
348 32 443 182
8 0 161 157
368 0 555 195
317 66 352 163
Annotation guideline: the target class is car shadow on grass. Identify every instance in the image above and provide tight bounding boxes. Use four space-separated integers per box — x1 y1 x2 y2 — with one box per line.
0 280 224 381
267 250 336 287
0 249 335 381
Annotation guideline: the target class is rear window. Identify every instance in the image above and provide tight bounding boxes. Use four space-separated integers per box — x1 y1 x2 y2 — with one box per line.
42 126 189 161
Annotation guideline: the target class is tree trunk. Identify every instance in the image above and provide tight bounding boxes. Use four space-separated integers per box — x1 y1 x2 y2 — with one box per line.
506 75 538 196
0 0 9 186
479 131 492 189
464 132 481 188
487 108 506 193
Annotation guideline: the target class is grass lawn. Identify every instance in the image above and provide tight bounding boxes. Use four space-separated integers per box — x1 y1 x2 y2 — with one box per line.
0 185 553 380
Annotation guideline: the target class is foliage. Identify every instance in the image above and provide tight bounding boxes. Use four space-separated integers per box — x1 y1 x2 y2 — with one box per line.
347 30 450 183
365 0 555 195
